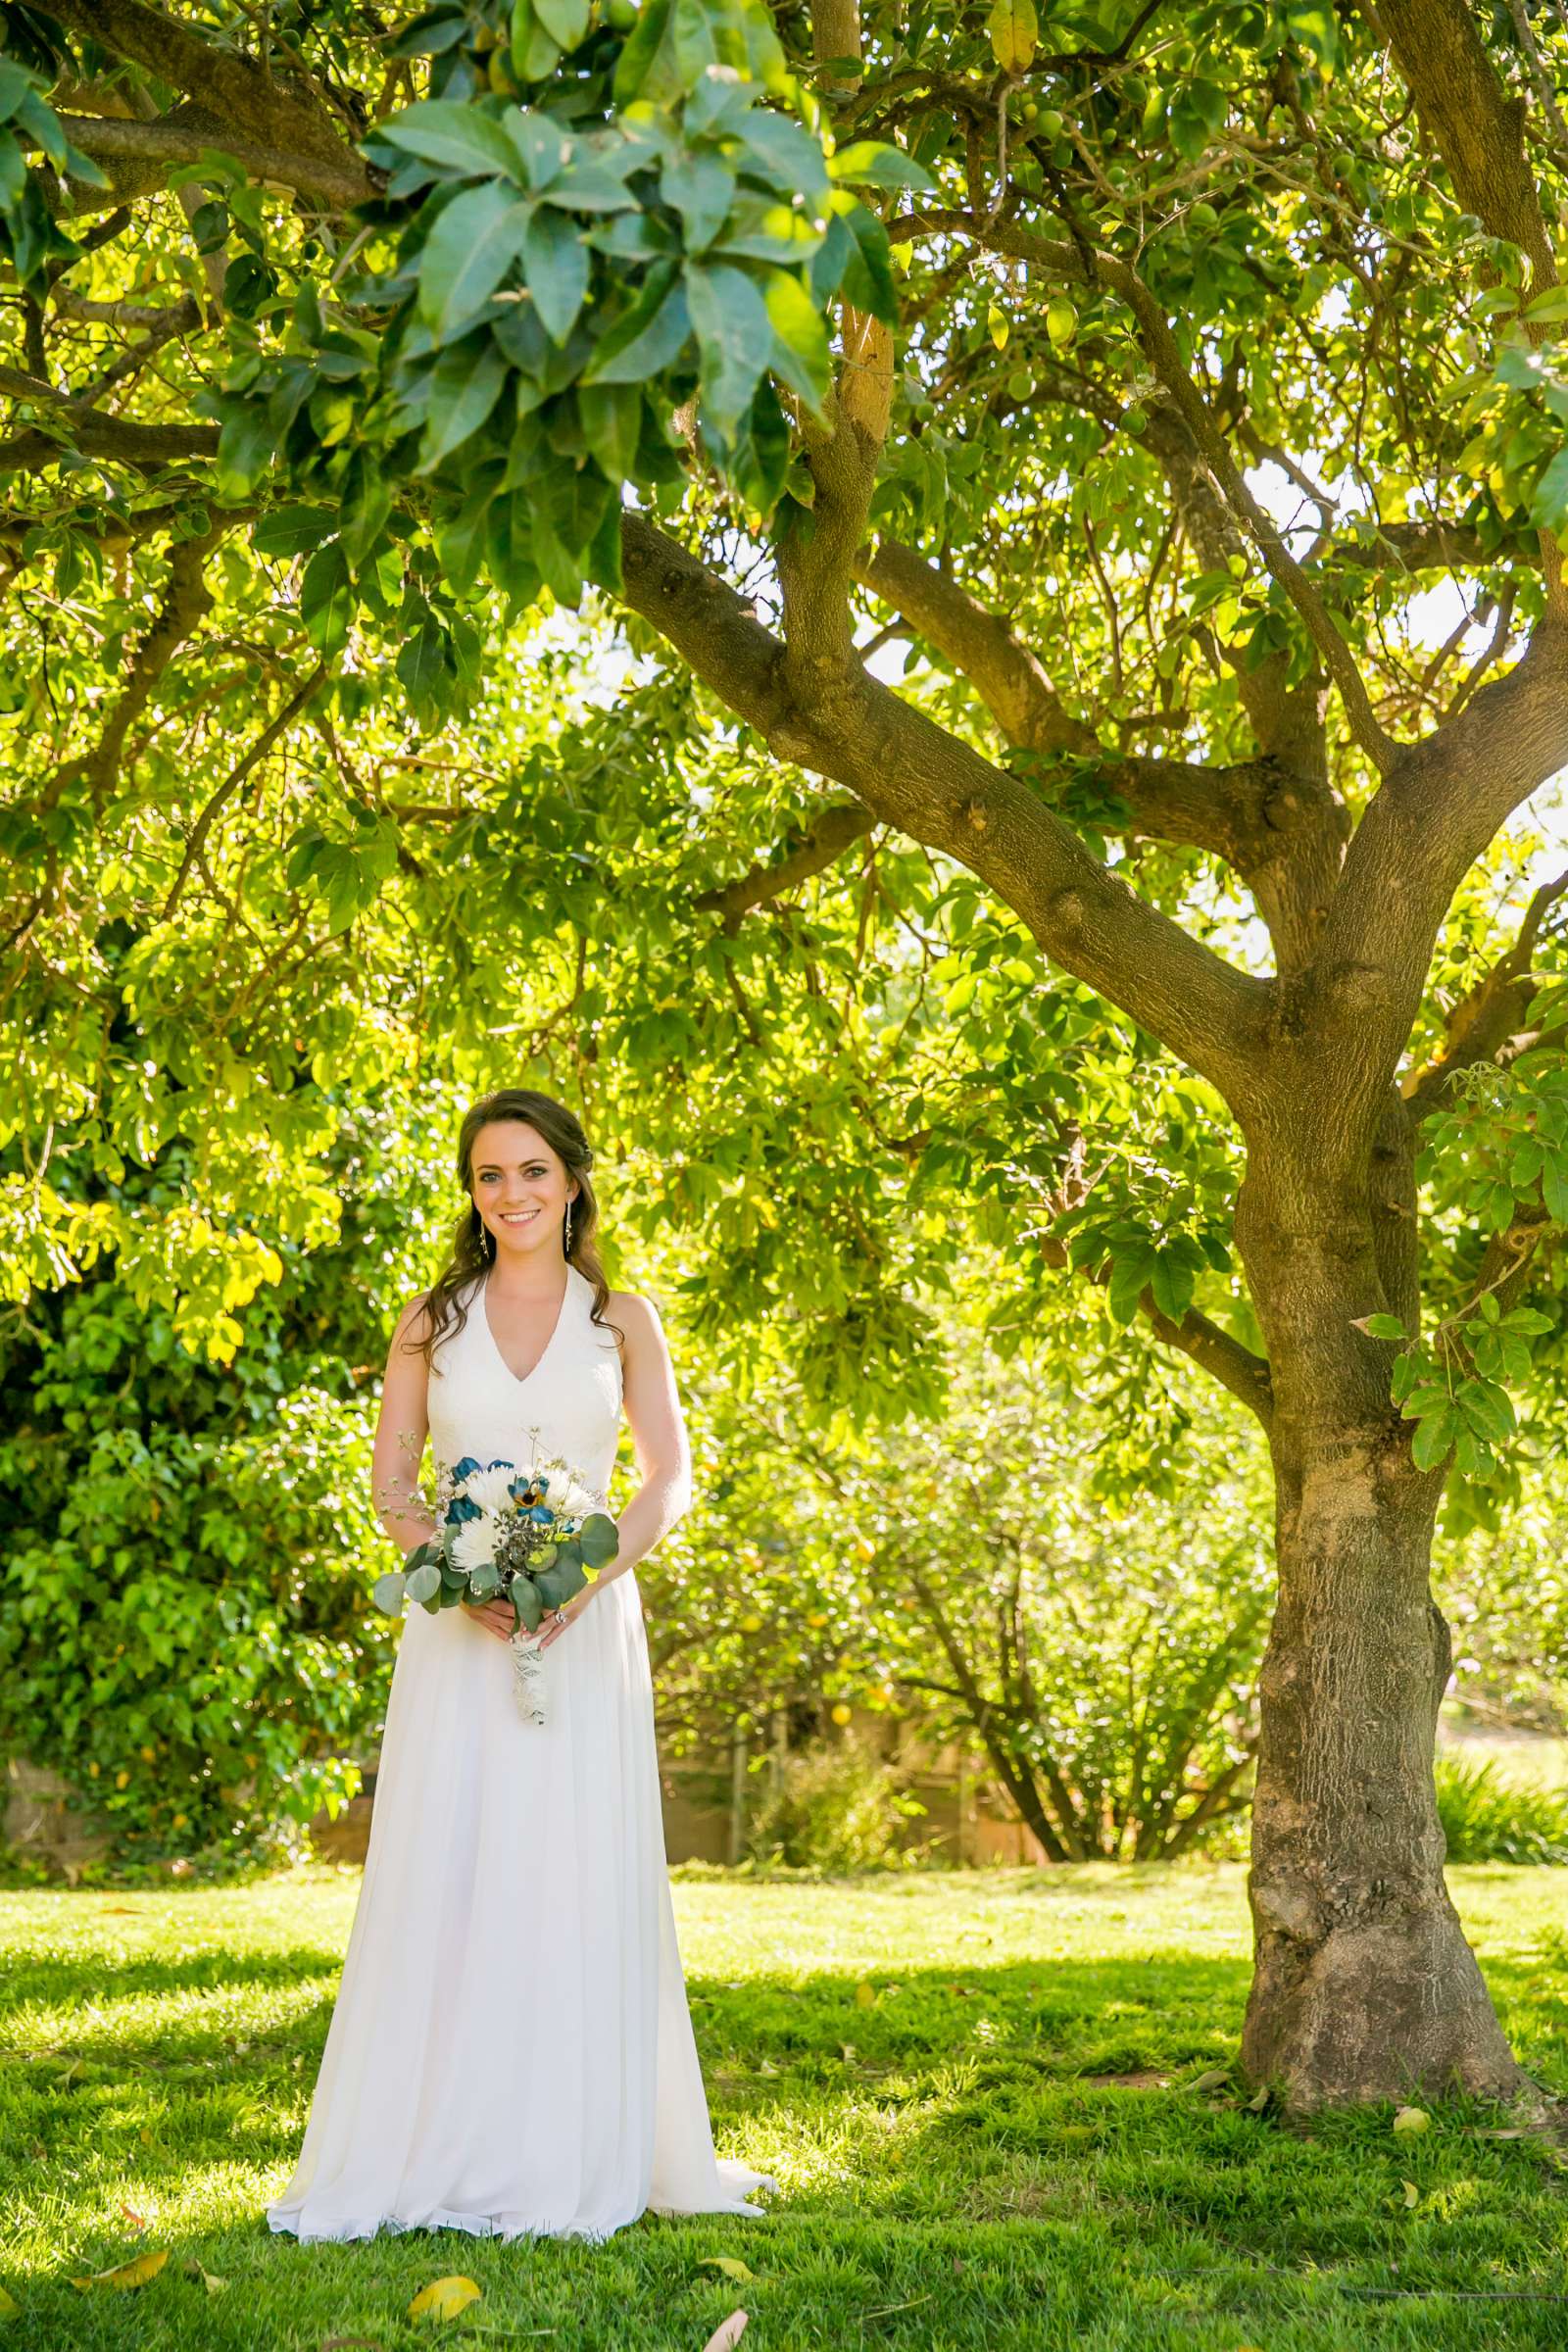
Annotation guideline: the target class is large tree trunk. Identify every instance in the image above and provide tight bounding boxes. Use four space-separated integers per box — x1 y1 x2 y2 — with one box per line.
1234 1131 1535 2114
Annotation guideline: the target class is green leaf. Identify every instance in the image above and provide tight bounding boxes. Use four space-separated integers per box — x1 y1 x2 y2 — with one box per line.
377 99 524 180
661 152 734 254
533 0 590 46
577 1510 619 1566
838 201 897 324
613 0 673 102
397 618 450 714
1543 1153 1568 1225
417 182 532 336
1360 1313 1407 1341
825 140 934 192
504 106 571 189
299 541 353 656
1530 447 1568 536
371 1570 408 1613
253 505 335 562
1149 1251 1195 1323
578 380 643 481
1411 1404 1459 1472
581 264 690 382
522 207 590 343
405 1559 442 1603
338 449 395 571
416 332 511 471
1286 0 1341 69
1105 1250 1155 1326
1456 1378 1514 1445
215 403 276 500
687 261 769 436
764 268 830 414
535 1556 588 1606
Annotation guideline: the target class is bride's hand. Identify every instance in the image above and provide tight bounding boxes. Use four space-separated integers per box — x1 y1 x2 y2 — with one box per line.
461 1596 516 1644
533 1583 599 1653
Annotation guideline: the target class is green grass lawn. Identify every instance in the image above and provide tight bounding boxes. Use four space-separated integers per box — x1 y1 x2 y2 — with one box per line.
2 1860 1566 2350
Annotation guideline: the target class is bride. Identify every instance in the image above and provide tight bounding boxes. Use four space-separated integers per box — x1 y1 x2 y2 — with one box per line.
267 1086 779 2244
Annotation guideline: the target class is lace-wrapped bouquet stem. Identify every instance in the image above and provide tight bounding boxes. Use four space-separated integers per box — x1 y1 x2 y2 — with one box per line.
373 1452 619 1725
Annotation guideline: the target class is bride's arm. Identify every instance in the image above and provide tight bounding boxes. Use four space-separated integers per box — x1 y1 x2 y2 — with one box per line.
370 1292 440 1557
600 1292 693 1585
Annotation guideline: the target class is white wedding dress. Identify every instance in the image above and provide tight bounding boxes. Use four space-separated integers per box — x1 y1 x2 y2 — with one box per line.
267 1260 778 2244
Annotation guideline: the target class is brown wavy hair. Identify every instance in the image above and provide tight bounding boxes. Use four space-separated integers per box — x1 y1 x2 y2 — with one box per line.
403 1089 623 1373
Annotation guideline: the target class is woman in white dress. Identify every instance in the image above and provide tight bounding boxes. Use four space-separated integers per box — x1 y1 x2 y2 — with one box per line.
267 1086 779 2245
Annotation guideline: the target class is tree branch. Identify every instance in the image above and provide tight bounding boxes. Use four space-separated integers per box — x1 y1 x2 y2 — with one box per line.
1375 0 1556 284
1374 0 1566 612
1402 864 1568 1116
40 522 225 811
618 510 1274 1117
855 529 1348 972
694 798 876 925
56 110 374 209
41 0 370 194
0 365 220 472
1139 1296 1275 1427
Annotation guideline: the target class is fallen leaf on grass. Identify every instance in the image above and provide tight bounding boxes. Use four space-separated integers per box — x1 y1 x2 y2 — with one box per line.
855 1982 877 2009
1246 2087 1270 2113
701 2314 748 2352
70 2249 169 2292
408 2276 482 2321
1085 2071 1172 2091
184 2258 227 2294
1466 2126 1527 2139
1186 2068 1232 2094
840 2043 857 2062
0 2285 19 2322
120 2205 147 2231
861 2293 933 2319
699 2256 758 2283
1399 2180 1420 2209
1393 2106 1430 2135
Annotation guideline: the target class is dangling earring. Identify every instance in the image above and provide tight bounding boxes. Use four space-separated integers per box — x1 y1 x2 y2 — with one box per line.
564 1198 574 1254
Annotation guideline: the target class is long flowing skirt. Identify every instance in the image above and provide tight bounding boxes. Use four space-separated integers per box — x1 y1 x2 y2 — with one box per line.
266 1572 778 2242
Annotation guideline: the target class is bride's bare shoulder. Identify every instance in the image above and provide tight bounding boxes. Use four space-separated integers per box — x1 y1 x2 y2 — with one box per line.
390 1288 448 1350
603 1290 668 1351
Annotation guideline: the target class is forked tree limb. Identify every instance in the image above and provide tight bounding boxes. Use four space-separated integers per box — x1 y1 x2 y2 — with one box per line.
618 509 1275 1116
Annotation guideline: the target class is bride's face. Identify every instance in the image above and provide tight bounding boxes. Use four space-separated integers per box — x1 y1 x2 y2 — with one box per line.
470 1121 579 1258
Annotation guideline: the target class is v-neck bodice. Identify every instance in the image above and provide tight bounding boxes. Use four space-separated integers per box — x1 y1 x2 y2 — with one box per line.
479 1268 572 1389
427 1261 623 1501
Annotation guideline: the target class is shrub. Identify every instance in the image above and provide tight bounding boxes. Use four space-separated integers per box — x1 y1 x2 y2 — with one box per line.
1435 1754 1568 1865
744 1735 928 1872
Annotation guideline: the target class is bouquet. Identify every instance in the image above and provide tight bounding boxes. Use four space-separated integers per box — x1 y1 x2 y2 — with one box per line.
373 1451 619 1724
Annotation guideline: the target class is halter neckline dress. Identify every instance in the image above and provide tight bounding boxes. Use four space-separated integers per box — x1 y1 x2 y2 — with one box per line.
266 1260 779 2244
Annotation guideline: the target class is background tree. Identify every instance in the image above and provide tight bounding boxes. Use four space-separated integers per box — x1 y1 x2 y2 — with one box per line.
7 0 1568 2113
